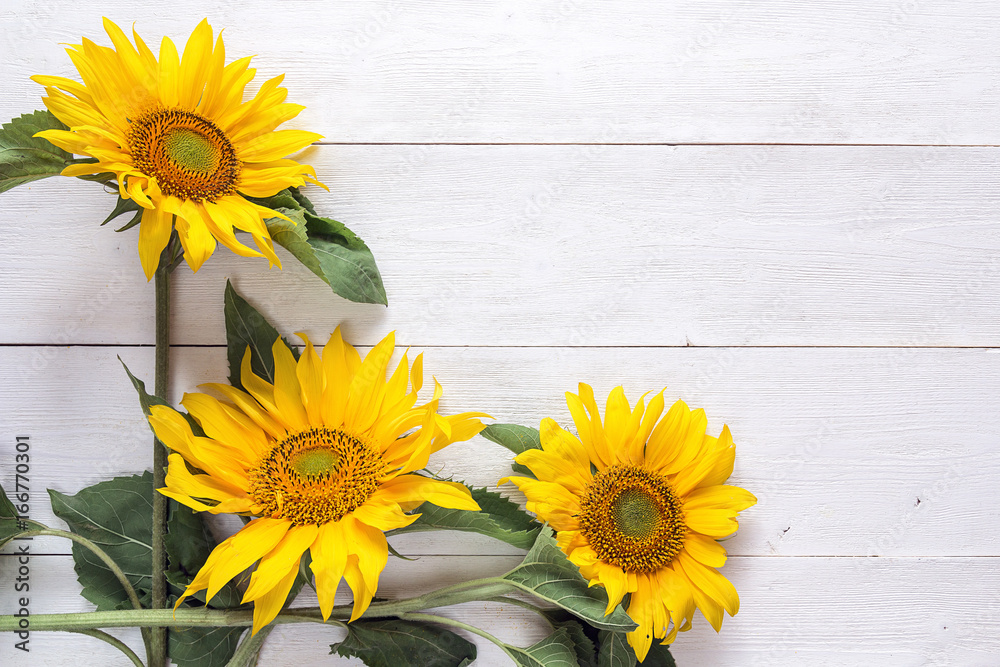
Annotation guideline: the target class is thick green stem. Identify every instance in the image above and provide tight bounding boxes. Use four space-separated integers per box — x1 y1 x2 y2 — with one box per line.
70 629 146 667
0 578 517 633
224 626 272 667
150 244 172 667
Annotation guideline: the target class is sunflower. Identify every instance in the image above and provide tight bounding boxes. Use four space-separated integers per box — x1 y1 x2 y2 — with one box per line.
502 384 756 661
33 18 326 279
148 329 489 633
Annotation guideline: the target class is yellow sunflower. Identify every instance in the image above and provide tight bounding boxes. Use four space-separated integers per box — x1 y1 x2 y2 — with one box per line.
33 18 326 279
148 329 489 633
502 384 755 661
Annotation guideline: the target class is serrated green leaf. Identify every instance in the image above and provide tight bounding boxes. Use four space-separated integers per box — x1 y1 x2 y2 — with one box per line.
48 473 154 610
224 280 298 389
330 618 477 667
482 423 541 478
503 527 637 632
389 484 540 549
0 110 73 193
501 627 580 667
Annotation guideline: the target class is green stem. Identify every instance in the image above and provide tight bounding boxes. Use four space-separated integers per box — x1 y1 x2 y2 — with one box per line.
224 626 272 667
150 239 173 667
0 578 517 633
70 629 146 667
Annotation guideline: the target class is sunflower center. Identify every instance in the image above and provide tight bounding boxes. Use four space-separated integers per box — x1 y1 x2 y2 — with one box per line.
579 465 685 573
127 108 239 202
249 428 384 526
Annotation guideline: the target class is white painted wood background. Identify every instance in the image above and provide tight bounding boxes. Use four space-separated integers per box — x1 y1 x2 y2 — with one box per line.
1 1 999 665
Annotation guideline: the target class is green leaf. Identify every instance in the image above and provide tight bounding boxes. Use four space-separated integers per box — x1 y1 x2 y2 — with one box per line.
224 280 298 389
0 110 73 193
642 642 676 667
253 187 387 305
46 470 244 666
170 627 246 667
166 503 213 579
597 631 635 667
304 209 387 305
102 194 141 226
49 473 154 610
481 423 541 478
330 618 477 667
553 618 598 667
501 627 581 667
597 631 675 667
389 484 540 550
120 358 171 416
0 482 45 547
481 423 542 454
503 527 637 632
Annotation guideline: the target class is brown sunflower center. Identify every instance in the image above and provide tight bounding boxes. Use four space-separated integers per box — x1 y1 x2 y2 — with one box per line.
127 108 239 202
249 427 384 526
578 464 685 573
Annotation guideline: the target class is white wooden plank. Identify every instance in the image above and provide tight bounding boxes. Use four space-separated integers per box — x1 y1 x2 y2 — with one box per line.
2 555 998 666
3 345 998 557
2 1 999 144
2 145 999 346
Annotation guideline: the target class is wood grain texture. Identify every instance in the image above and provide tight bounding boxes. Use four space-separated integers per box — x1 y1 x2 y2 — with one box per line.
2 145 999 347
2 1 998 664
2 345 997 559
2 555 999 666
2 1 999 144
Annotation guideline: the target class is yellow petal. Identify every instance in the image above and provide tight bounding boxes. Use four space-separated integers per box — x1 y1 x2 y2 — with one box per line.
352 500 420 531
205 518 291 603
596 562 630 616
514 448 591 495
175 204 217 273
683 532 728 568
295 332 325 425
683 484 757 513
250 559 299 635
243 524 318 603
239 129 323 163
309 520 349 620
320 326 355 428
683 508 740 538
370 475 480 511
177 19 214 109
344 331 395 434
342 556 372 623
137 206 173 281
272 337 309 430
